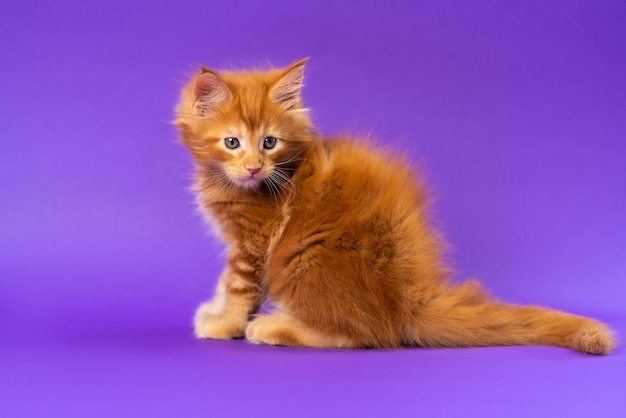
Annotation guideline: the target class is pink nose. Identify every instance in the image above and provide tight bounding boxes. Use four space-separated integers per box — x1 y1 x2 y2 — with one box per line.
247 167 260 176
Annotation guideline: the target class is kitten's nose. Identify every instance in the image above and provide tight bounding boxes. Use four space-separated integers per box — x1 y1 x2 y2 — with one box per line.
247 167 260 176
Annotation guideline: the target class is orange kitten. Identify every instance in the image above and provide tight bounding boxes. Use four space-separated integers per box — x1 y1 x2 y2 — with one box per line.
175 59 616 354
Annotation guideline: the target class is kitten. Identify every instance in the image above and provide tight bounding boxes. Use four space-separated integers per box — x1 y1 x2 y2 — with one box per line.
175 59 616 354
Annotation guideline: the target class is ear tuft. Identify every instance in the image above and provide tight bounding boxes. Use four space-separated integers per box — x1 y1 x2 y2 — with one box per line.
192 70 229 115
270 58 308 109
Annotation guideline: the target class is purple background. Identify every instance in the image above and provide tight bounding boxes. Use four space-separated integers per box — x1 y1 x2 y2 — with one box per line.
1 0 625 416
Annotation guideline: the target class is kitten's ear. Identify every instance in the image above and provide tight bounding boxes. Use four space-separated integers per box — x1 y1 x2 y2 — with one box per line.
191 68 230 115
270 58 308 109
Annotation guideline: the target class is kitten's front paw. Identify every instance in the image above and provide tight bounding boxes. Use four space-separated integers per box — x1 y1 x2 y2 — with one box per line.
194 310 245 340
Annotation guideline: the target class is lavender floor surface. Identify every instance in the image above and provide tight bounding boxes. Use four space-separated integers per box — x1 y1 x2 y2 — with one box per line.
3 319 625 418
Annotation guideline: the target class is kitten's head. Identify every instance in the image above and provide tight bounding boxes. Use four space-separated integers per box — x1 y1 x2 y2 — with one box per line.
175 59 314 191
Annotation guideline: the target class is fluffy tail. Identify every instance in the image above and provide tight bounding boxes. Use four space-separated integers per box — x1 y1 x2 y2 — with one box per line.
410 281 617 355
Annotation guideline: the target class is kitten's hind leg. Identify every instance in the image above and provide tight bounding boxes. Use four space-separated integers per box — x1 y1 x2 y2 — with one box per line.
411 282 616 354
246 312 355 348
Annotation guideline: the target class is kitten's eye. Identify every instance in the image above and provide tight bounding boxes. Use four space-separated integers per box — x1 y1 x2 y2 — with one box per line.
224 137 240 149
263 137 277 150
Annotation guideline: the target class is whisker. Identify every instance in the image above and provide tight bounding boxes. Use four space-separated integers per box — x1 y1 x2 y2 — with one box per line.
271 168 301 200
264 177 279 203
273 144 315 167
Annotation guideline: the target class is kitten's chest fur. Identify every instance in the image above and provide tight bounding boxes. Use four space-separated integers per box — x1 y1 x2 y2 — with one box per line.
197 180 293 274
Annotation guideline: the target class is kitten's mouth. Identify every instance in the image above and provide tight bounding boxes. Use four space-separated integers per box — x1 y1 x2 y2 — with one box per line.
235 175 264 188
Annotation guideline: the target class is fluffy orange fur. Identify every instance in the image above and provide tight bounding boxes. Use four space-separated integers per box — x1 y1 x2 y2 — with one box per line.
175 59 616 354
